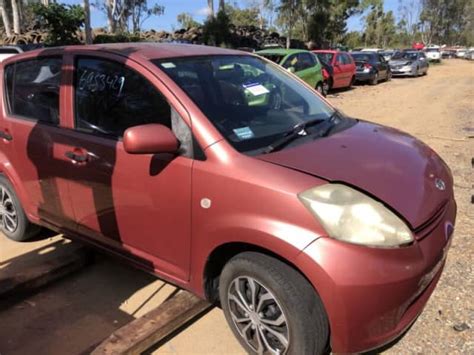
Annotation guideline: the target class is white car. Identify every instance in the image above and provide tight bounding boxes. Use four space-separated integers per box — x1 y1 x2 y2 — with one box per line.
455 49 467 58
425 47 441 62
0 46 23 62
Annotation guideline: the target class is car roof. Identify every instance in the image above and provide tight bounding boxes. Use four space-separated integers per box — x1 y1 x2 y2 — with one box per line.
256 48 308 55
5 43 246 63
313 50 338 54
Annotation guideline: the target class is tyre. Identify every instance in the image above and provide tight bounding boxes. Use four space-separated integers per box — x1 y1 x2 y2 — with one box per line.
386 71 392 81
315 82 325 97
322 80 330 96
0 175 40 241
219 252 329 355
370 72 379 85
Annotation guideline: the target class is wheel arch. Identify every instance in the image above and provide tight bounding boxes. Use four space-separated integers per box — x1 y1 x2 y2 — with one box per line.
0 154 37 223
202 241 321 305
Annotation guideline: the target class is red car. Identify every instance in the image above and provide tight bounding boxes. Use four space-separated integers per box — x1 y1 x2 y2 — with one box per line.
0 44 456 354
313 50 356 91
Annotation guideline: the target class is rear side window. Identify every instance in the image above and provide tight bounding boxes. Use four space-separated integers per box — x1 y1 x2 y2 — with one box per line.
336 54 344 64
4 57 61 124
296 53 315 71
342 54 353 64
74 57 171 138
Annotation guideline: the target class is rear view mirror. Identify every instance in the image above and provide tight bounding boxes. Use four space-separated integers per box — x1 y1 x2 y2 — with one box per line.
123 124 179 154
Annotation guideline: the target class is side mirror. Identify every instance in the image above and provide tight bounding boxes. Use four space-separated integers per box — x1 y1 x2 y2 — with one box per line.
123 124 179 154
287 67 296 73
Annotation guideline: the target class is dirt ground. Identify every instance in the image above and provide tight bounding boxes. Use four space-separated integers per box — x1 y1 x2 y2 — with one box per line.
0 59 472 355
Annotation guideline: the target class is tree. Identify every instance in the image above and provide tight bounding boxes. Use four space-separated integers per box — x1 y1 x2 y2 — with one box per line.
225 3 260 27
0 0 12 37
208 0 214 18
11 0 20 34
98 0 164 34
84 0 92 44
203 9 231 46
177 12 200 29
32 3 85 45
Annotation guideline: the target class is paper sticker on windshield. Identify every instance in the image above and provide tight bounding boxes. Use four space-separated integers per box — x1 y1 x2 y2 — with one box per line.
233 127 255 140
244 84 270 96
161 62 176 69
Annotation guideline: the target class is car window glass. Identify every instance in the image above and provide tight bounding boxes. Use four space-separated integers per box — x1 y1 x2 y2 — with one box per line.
378 55 386 62
74 57 172 138
4 57 61 124
282 54 297 69
336 55 344 64
296 53 314 71
316 52 334 64
155 55 335 155
0 48 20 54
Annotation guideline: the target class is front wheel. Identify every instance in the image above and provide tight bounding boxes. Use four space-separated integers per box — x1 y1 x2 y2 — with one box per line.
219 252 329 355
315 82 325 97
0 176 40 241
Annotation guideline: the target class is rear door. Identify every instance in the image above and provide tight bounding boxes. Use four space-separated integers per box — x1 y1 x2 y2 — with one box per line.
377 54 388 79
342 53 356 86
1 56 76 230
62 54 193 279
333 54 345 88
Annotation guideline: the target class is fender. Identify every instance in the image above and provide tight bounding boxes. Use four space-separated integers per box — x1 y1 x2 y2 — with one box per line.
189 213 323 296
0 151 39 224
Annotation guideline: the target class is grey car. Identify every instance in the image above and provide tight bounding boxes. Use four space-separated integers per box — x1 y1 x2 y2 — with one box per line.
389 51 429 77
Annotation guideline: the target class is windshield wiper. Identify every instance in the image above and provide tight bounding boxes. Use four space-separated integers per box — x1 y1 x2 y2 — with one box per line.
263 112 338 154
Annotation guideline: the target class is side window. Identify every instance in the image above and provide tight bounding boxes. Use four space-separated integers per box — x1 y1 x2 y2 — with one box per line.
298 53 315 70
74 57 171 138
282 54 297 69
4 57 61 124
336 54 344 65
378 55 386 63
342 54 353 64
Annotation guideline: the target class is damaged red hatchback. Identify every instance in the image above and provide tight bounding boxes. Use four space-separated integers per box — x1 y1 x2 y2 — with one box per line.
0 44 456 354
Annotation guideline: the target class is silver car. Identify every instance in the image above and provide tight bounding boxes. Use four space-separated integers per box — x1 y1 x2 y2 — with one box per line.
389 51 429 77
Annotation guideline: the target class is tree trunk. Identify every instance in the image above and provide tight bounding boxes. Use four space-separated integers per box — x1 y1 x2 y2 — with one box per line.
11 0 20 34
207 0 214 18
84 0 92 44
42 0 49 5
0 0 11 37
218 0 225 13
106 0 116 33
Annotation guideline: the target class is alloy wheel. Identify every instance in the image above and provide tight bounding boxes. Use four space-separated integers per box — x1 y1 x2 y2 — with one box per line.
227 276 290 355
0 186 18 233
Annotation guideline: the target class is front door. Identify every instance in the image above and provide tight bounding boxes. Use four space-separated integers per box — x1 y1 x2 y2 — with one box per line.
63 55 193 280
1 56 76 230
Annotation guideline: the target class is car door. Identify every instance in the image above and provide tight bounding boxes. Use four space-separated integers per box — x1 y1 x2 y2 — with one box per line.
377 54 388 79
61 54 193 280
342 54 356 86
419 53 429 70
1 55 76 230
333 54 345 88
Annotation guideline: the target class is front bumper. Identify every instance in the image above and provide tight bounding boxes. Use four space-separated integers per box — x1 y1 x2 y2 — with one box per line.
296 197 456 353
391 66 416 76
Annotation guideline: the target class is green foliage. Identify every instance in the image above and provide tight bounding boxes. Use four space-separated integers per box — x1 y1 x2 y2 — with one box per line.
32 3 85 46
225 3 261 27
177 12 201 29
203 10 232 47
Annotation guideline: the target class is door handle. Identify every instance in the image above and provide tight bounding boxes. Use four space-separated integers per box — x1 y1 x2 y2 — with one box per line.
65 151 89 163
0 130 12 141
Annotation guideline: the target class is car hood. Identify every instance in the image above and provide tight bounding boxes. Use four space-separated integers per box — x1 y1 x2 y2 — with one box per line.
390 59 413 66
258 121 452 230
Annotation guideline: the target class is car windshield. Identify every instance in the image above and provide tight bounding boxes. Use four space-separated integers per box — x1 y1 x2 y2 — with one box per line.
154 55 335 154
392 52 418 60
316 53 334 64
258 53 285 64
351 53 372 62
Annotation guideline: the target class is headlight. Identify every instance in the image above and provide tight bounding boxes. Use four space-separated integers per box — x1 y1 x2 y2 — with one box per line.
298 184 414 247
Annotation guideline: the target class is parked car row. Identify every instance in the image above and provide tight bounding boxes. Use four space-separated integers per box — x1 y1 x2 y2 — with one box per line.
255 47 431 94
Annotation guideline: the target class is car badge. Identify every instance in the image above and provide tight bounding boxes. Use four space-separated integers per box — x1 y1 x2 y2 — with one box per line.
435 178 446 191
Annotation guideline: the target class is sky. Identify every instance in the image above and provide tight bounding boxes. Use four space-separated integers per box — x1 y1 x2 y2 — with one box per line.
62 0 402 33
